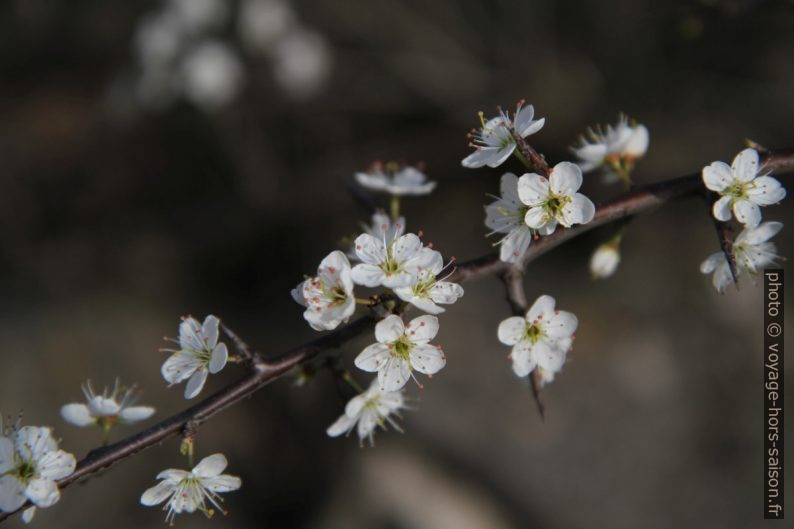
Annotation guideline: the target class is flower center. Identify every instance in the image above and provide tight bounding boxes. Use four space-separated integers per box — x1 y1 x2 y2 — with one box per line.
392 336 413 361
543 194 570 217
323 284 348 305
726 181 748 198
411 274 436 298
381 242 403 276
14 459 36 483
524 323 543 344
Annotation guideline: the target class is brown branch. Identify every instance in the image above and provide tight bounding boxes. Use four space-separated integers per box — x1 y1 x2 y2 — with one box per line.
509 128 550 176
499 267 545 419
1 148 793 523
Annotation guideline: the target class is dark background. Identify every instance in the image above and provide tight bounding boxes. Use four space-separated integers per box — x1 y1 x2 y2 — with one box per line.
0 0 792 527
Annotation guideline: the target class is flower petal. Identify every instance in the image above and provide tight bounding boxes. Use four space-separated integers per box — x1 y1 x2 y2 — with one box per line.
702 161 732 192
747 176 786 205
392 233 422 263
711 195 733 222
178 317 204 351
60 403 95 427
700 252 726 274
201 315 220 348
405 315 439 344
209 342 228 374
499 226 532 263
88 396 121 416
193 453 227 478
25 478 60 508
0 475 27 512
624 125 649 157
140 480 176 506
184 368 208 399
353 233 387 265
510 341 536 377
318 251 352 287
36 450 76 480
22 506 36 524
202 474 241 493
549 162 583 195
429 282 464 305
497 316 527 345
350 263 384 287
410 344 446 375
326 413 357 437
731 148 759 182
119 406 156 423
527 295 556 322
356 408 379 441
161 351 200 384
379 357 411 392
739 221 783 245
544 310 578 339
524 206 549 229
560 193 595 227
517 173 549 206
733 199 761 227
14 427 56 461
375 314 404 343
354 343 391 372
462 146 501 169
534 339 566 372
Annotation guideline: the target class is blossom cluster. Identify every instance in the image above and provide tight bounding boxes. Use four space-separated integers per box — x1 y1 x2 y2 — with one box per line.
700 148 786 292
465 101 588 385
293 163 463 445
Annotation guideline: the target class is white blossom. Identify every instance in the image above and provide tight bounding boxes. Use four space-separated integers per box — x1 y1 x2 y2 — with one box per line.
291 251 355 331
485 173 534 263
366 211 405 246
60 380 155 430
462 100 545 169
180 41 244 110
238 0 294 52
572 115 649 173
497 295 577 379
168 0 228 34
354 162 436 196
393 250 463 314
700 221 783 293
0 424 76 523
589 239 621 279
350 232 437 289
161 315 229 399
271 27 332 100
703 148 786 227
517 162 595 235
326 379 404 446
140 453 241 524
354 314 445 391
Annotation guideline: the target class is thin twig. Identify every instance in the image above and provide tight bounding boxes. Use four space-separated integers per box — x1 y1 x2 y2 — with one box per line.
499 267 544 419
1 148 793 523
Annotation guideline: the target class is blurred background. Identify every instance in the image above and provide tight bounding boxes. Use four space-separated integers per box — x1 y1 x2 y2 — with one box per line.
0 0 792 527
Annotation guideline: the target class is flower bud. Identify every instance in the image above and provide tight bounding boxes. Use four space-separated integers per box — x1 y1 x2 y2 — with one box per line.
590 240 621 279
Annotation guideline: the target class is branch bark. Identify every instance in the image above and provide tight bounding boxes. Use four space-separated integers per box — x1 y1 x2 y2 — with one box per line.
1 148 792 523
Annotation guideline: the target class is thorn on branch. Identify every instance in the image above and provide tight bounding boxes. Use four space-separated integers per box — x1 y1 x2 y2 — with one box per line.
509 127 550 176
705 193 739 285
529 370 546 421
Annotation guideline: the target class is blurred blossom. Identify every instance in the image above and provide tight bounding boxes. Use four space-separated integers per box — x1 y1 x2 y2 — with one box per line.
180 41 245 110
238 0 294 52
272 27 332 100
590 237 622 279
168 0 228 34
135 10 183 67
